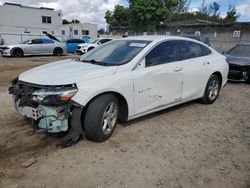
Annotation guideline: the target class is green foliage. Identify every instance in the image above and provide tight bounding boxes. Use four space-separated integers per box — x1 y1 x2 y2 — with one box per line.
105 5 129 28
128 0 177 31
224 4 239 23
104 0 239 32
62 19 80 25
172 0 190 13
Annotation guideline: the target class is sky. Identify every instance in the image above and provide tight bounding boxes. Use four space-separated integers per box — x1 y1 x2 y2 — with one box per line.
0 0 249 28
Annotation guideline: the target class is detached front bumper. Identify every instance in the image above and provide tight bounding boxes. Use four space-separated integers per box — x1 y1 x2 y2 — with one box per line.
9 79 82 133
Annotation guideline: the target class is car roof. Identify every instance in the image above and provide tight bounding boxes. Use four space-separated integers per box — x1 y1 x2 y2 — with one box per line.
119 35 205 43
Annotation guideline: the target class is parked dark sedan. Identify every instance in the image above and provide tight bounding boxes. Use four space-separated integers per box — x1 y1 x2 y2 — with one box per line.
225 43 250 83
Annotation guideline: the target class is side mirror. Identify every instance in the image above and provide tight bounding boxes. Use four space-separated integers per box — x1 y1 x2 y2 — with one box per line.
222 51 227 55
97 42 101 45
27 41 32 44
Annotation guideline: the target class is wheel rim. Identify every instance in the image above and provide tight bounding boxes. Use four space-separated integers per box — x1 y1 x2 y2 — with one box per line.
208 79 219 101
13 50 22 57
101 102 118 135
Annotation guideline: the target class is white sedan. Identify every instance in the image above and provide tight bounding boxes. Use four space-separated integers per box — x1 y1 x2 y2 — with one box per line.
75 38 112 54
9 36 228 147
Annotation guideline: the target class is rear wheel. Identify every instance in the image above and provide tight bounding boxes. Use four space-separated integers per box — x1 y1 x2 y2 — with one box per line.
11 48 23 57
200 75 221 104
53 47 63 56
84 94 119 142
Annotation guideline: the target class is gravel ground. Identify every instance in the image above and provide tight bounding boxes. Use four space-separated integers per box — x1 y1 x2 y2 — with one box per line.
0 55 249 188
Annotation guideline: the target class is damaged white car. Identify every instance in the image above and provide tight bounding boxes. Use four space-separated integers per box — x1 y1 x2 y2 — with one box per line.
9 36 229 147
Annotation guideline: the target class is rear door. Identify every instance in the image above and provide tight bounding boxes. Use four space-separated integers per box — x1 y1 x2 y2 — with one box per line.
41 39 55 54
179 40 212 100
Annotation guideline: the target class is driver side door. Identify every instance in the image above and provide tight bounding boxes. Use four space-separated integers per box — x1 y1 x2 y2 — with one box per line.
133 40 183 115
26 39 43 55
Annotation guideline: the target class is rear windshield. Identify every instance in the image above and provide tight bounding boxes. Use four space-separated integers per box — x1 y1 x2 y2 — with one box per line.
80 40 151 66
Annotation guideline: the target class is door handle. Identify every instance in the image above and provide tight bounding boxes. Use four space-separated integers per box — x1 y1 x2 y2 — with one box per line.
173 67 183 72
203 62 210 65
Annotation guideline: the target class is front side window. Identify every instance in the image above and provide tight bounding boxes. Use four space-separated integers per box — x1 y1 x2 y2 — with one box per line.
42 16 52 24
31 39 42 44
179 41 203 60
80 40 151 66
146 40 178 67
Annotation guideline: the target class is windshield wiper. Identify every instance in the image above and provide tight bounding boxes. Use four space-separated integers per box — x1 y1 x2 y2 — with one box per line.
81 59 113 66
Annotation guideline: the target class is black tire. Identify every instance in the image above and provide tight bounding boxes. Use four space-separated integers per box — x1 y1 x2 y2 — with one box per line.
53 47 63 56
84 94 119 142
200 74 221 104
87 47 95 52
11 48 23 57
246 71 250 84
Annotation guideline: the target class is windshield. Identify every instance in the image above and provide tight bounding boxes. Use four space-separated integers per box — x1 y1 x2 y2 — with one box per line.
228 45 250 58
90 39 99 44
80 40 151 66
21 40 30 44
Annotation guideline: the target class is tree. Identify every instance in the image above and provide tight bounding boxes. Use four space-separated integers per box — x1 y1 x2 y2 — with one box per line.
128 0 178 32
200 0 208 14
209 2 220 17
172 0 190 13
105 5 129 28
224 4 239 23
62 19 69 24
62 19 80 24
71 19 80 24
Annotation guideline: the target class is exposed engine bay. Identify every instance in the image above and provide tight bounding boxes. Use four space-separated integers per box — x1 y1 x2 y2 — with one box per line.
9 78 83 147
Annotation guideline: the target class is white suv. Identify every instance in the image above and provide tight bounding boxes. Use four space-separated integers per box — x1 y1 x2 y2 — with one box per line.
76 38 112 54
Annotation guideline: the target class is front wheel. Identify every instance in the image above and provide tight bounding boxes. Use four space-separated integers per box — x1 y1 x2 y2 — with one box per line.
84 94 119 142
200 75 221 104
53 48 63 56
11 48 23 57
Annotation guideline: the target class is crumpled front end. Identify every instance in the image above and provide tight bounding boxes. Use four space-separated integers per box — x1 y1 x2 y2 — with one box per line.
228 64 250 82
9 78 80 134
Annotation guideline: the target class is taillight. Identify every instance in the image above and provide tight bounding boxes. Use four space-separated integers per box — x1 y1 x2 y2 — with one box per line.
225 59 229 64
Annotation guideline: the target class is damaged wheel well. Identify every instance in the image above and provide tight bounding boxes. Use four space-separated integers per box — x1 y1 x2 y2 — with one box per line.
80 92 129 129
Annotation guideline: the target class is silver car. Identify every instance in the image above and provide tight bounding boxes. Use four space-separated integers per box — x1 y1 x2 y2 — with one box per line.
0 36 66 57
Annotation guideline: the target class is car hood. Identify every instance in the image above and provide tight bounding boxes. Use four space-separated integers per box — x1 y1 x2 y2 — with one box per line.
225 54 250 66
19 59 118 85
0 44 26 48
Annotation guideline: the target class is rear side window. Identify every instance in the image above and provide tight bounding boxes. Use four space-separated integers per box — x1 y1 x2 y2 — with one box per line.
146 40 178 67
42 39 54 44
201 45 212 56
179 41 203 60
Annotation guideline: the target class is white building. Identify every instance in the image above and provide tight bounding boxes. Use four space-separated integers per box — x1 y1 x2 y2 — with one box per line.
0 2 62 44
0 2 98 44
60 23 97 41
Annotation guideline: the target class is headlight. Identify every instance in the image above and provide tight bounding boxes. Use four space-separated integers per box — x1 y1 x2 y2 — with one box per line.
0 47 10 50
32 84 78 105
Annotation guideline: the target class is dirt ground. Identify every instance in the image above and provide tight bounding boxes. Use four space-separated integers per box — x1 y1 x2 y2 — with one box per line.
0 55 249 188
